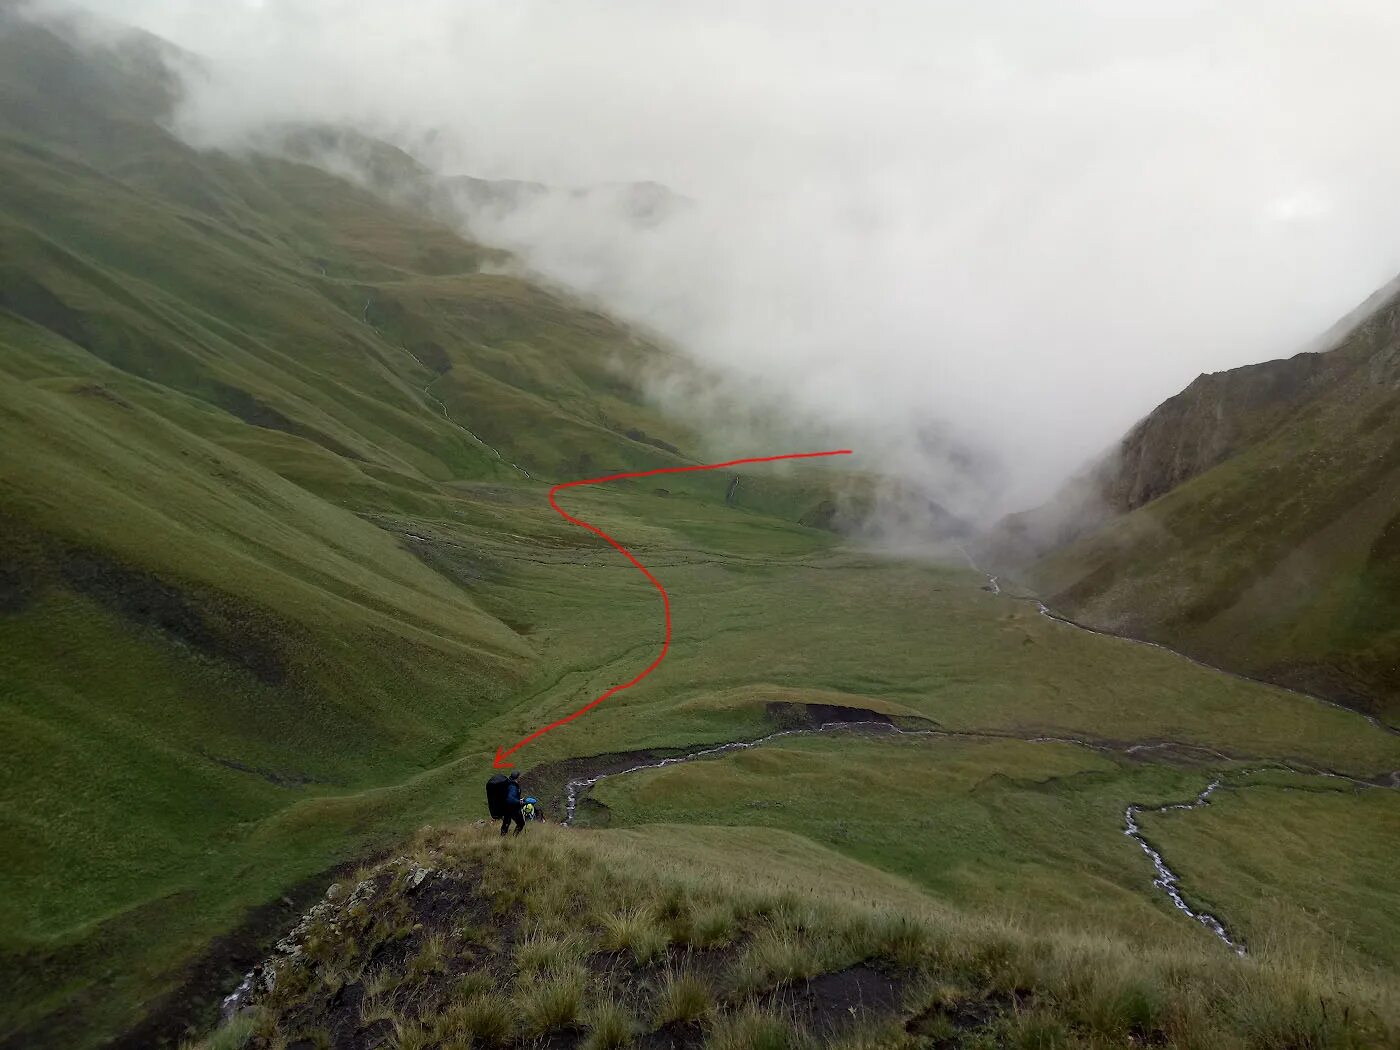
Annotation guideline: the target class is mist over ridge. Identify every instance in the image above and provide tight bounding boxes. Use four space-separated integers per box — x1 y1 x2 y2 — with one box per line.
45 0 1400 519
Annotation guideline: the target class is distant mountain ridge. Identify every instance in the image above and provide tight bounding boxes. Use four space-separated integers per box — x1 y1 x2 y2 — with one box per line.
984 274 1400 723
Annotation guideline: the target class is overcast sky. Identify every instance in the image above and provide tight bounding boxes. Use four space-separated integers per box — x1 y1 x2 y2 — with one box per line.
54 0 1400 514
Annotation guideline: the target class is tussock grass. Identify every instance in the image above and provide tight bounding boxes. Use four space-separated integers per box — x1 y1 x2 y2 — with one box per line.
431 993 515 1046
451 969 494 1001
599 905 670 964
843 911 930 969
218 816 1400 1050
360 966 397 1020
584 1000 638 1050
515 929 590 976
655 969 715 1024
182 1009 261 1050
707 1007 812 1050
404 932 446 985
827 1021 917 1050
734 929 825 992
1003 1013 1075 1049
518 968 587 1036
388 1018 431 1050
690 902 740 947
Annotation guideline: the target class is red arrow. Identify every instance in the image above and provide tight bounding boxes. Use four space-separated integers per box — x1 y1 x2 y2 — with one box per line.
492 449 853 768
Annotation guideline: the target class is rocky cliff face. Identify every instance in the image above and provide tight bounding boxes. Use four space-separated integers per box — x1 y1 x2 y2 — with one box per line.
1105 351 1329 512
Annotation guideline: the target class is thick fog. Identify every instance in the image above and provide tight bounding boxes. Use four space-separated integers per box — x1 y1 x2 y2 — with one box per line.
47 0 1400 517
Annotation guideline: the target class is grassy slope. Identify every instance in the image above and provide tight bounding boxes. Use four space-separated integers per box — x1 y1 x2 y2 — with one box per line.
2 15 1399 1050
0 17 834 1045
1139 772 1400 971
197 824 1400 1050
1021 292 1400 725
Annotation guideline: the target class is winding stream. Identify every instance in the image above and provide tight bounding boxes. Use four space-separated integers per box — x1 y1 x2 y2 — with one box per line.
1123 780 1242 953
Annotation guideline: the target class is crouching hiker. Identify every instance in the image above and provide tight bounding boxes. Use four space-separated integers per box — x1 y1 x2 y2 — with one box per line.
522 796 544 823
486 770 526 836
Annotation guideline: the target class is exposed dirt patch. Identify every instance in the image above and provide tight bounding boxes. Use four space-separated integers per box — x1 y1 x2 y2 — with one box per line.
762 963 908 1036
798 500 840 532
764 701 899 730
528 703 934 824
0 519 298 687
527 745 701 821
409 340 451 375
637 1020 704 1050
618 426 680 456
394 532 503 590
904 988 1032 1047
0 272 96 353
1260 661 1389 724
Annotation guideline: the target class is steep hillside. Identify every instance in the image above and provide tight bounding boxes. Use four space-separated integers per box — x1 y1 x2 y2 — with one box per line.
998 278 1400 723
0 13 827 1045
0 5 728 877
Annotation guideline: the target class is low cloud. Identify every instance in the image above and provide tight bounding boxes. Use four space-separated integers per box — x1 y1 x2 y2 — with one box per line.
48 0 1400 518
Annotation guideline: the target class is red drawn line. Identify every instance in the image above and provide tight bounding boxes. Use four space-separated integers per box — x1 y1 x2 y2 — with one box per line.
492 449 854 768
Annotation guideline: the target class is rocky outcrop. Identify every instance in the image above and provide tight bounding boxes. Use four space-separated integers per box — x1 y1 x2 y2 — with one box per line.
1105 350 1329 512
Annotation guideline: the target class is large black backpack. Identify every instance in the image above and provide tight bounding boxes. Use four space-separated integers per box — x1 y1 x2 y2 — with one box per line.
486 774 509 818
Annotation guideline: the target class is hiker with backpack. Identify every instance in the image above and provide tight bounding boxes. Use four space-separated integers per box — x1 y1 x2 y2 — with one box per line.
486 770 527 836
